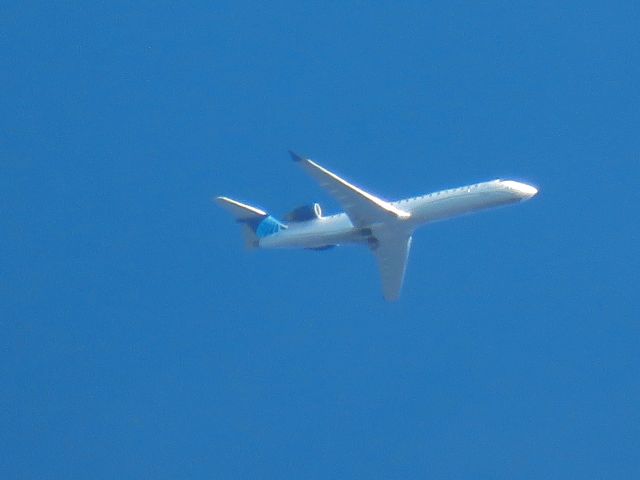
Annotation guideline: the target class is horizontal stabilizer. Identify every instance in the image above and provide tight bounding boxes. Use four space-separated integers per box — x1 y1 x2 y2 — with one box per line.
215 196 285 249
215 196 267 220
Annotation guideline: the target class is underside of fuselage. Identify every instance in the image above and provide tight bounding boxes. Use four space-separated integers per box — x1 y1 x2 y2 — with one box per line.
258 214 368 250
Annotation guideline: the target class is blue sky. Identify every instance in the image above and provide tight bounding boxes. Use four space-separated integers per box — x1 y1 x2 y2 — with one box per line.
2 1 639 478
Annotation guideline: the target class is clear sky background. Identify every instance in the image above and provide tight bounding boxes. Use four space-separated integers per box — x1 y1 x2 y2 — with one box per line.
2 1 639 478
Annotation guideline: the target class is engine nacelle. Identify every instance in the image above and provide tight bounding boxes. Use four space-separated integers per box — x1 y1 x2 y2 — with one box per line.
284 203 322 222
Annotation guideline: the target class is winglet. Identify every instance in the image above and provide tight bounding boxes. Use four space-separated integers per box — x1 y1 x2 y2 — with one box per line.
288 150 305 162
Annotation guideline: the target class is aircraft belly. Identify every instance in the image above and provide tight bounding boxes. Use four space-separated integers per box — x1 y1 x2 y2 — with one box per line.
259 224 359 249
409 191 517 224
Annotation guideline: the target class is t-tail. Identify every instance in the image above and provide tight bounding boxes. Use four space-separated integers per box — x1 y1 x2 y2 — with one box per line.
215 196 286 248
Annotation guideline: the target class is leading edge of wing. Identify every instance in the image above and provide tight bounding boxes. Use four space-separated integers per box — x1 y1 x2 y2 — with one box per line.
288 150 410 226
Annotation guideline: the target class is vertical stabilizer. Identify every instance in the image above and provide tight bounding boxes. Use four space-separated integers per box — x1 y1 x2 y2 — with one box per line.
215 196 286 248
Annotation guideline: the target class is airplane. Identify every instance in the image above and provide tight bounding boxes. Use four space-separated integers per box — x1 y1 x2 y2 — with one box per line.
216 151 538 301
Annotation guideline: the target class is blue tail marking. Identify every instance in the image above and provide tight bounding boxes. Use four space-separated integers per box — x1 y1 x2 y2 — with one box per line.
244 215 286 238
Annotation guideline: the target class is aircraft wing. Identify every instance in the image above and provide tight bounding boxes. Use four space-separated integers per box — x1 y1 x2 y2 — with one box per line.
373 233 412 301
290 151 409 227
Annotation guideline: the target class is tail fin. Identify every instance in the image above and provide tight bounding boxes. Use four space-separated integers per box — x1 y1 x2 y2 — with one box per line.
215 196 286 248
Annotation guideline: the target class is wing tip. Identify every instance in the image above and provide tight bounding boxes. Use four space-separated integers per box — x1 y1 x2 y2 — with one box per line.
288 150 305 162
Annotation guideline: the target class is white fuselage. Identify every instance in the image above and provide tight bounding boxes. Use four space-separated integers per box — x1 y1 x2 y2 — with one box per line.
258 179 538 249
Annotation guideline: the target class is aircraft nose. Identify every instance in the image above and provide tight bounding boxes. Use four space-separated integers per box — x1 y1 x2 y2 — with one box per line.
501 180 539 199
